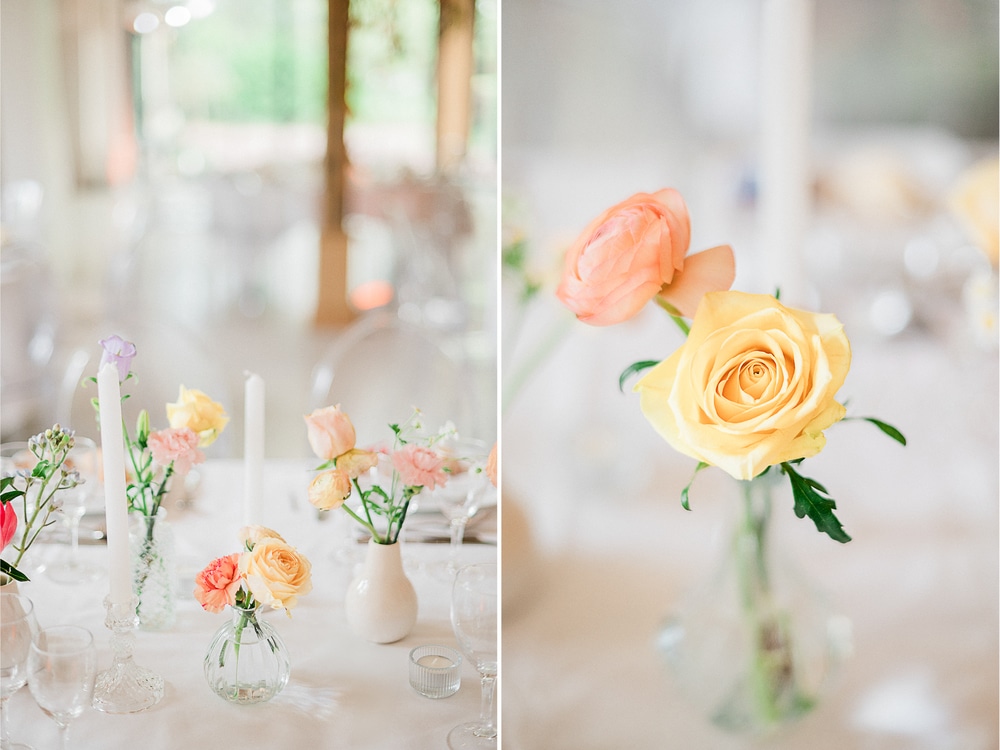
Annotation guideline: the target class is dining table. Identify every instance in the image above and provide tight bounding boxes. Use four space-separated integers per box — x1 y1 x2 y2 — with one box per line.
4 458 497 750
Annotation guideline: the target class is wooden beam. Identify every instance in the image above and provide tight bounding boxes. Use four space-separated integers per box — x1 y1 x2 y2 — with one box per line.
436 0 475 174
316 0 354 327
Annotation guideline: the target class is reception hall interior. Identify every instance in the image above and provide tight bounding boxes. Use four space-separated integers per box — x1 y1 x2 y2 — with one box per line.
2 2 498 748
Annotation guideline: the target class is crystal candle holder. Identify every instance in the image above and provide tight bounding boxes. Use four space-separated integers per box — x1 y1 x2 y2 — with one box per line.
409 645 462 699
92 596 164 713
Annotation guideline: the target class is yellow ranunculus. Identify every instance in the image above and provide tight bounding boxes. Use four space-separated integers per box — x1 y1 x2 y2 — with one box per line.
239 536 313 613
636 291 851 481
307 469 352 511
166 386 229 447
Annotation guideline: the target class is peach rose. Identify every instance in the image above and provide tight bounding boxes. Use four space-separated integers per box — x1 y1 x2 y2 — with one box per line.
194 553 243 613
556 189 735 325
335 448 379 479
239 525 286 548
304 405 356 461
636 291 851 481
166 386 229 447
485 442 498 487
392 444 448 490
147 427 204 475
307 469 353 511
240 536 313 612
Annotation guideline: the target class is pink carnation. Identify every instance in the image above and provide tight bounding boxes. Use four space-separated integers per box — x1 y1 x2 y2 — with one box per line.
194 553 243 613
0 501 16 553
148 427 204 475
392 444 448 490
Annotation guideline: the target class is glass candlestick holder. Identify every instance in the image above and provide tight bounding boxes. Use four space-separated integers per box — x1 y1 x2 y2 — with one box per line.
92 596 165 713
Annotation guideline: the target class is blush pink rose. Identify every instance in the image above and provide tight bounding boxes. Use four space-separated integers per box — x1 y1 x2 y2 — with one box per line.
304 405 357 461
193 553 243 613
147 427 204 475
392 444 448 490
556 189 735 325
0 501 16 553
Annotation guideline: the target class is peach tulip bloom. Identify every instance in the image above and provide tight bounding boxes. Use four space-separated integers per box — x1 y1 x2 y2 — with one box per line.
304 405 357 461
557 189 735 325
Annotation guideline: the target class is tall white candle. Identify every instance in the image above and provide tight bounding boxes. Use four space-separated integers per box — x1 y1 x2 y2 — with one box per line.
758 0 812 306
97 362 132 606
243 372 265 527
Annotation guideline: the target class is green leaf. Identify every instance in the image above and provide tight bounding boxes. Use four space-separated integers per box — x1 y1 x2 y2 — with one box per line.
854 417 907 446
618 360 659 393
680 462 710 511
0 559 28 582
781 462 852 543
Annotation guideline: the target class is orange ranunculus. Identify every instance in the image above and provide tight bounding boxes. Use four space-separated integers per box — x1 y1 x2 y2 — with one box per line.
307 469 353 511
556 189 735 326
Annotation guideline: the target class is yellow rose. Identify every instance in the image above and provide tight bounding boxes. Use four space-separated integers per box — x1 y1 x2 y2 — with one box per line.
166 386 229 447
948 157 999 267
636 291 851 481
239 536 313 612
307 469 352 511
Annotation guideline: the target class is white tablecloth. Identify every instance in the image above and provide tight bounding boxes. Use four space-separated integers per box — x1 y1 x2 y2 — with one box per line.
6 459 496 750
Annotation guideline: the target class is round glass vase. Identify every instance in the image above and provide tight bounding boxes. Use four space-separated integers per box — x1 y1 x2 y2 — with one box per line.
204 605 291 705
657 471 851 735
128 508 176 631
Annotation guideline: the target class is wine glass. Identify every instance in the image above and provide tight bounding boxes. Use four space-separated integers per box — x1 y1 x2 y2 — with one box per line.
448 563 498 749
1 593 39 750
427 438 496 581
27 626 97 750
47 437 102 584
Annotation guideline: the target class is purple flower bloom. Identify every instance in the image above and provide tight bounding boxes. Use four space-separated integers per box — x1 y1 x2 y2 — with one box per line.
98 335 137 382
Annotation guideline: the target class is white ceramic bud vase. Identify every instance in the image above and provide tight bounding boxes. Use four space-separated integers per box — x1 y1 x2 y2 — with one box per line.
345 540 417 644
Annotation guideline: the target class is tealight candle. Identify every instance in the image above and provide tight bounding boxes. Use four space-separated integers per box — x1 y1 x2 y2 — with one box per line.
409 645 462 699
416 654 454 669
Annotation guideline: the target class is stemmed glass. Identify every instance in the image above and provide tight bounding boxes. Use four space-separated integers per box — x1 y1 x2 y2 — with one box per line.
448 563 498 749
428 439 496 581
27 626 97 750
47 438 102 584
1 593 39 750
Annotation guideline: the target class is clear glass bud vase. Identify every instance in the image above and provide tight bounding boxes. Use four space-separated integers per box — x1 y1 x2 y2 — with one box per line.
128 508 176 631
657 471 852 734
204 605 291 704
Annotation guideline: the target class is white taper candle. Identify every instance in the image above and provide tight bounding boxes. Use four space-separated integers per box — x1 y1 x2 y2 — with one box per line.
758 0 813 306
243 372 265 526
97 362 132 606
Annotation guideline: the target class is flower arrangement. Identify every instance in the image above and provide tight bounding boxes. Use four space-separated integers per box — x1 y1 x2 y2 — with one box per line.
194 525 313 616
303 405 450 545
0 425 83 582
557 188 905 542
89 335 230 520
195 526 312 704
89 335 229 624
557 187 907 730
